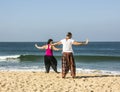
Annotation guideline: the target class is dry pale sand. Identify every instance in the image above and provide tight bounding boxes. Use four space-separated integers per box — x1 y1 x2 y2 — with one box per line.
0 71 120 92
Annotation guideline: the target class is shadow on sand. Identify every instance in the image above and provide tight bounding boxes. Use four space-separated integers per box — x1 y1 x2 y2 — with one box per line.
64 75 120 79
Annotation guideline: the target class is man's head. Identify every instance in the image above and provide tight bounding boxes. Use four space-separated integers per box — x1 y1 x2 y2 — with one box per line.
66 32 72 39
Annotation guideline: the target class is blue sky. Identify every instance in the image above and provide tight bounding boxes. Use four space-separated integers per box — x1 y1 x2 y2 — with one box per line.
0 0 120 42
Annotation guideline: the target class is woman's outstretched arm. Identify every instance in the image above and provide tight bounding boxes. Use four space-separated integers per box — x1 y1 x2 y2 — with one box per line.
35 44 46 50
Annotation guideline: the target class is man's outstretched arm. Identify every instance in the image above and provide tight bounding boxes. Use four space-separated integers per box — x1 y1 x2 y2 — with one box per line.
72 39 89 45
52 41 62 46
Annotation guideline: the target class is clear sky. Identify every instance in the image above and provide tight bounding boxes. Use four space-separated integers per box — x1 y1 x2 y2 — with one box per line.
0 0 120 42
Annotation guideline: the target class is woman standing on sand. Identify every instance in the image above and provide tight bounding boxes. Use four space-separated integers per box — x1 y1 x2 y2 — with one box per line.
35 39 61 73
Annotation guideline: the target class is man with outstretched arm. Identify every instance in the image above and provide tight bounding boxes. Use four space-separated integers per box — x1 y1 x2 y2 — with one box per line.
53 32 89 78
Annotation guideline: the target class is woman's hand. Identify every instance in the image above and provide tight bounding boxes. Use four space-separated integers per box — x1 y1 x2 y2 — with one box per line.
35 44 38 48
85 39 89 45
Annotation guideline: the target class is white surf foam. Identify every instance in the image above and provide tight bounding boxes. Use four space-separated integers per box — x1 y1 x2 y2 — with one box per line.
0 55 20 61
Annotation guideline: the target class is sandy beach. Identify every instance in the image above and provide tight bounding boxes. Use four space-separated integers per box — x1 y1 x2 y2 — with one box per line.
0 71 120 92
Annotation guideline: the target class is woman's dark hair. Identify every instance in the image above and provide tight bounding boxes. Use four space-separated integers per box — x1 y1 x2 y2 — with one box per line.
47 39 53 44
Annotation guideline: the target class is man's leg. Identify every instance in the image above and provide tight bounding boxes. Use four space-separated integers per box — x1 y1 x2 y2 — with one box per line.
70 54 76 78
62 53 69 78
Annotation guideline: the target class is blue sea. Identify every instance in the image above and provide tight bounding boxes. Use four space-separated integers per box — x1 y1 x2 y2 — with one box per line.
0 42 120 75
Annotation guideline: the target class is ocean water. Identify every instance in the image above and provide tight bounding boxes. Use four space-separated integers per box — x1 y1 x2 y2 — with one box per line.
0 42 120 75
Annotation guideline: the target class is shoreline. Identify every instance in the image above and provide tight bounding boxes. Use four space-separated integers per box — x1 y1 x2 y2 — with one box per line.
0 69 120 75
0 71 120 92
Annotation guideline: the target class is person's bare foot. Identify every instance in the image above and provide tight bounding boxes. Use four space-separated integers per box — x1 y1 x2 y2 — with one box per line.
56 72 60 74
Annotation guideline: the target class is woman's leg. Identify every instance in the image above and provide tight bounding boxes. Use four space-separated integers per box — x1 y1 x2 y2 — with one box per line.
44 56 51 73
50 56 58 73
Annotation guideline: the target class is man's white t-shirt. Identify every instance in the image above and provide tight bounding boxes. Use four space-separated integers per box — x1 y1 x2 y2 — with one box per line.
60 39 74 53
